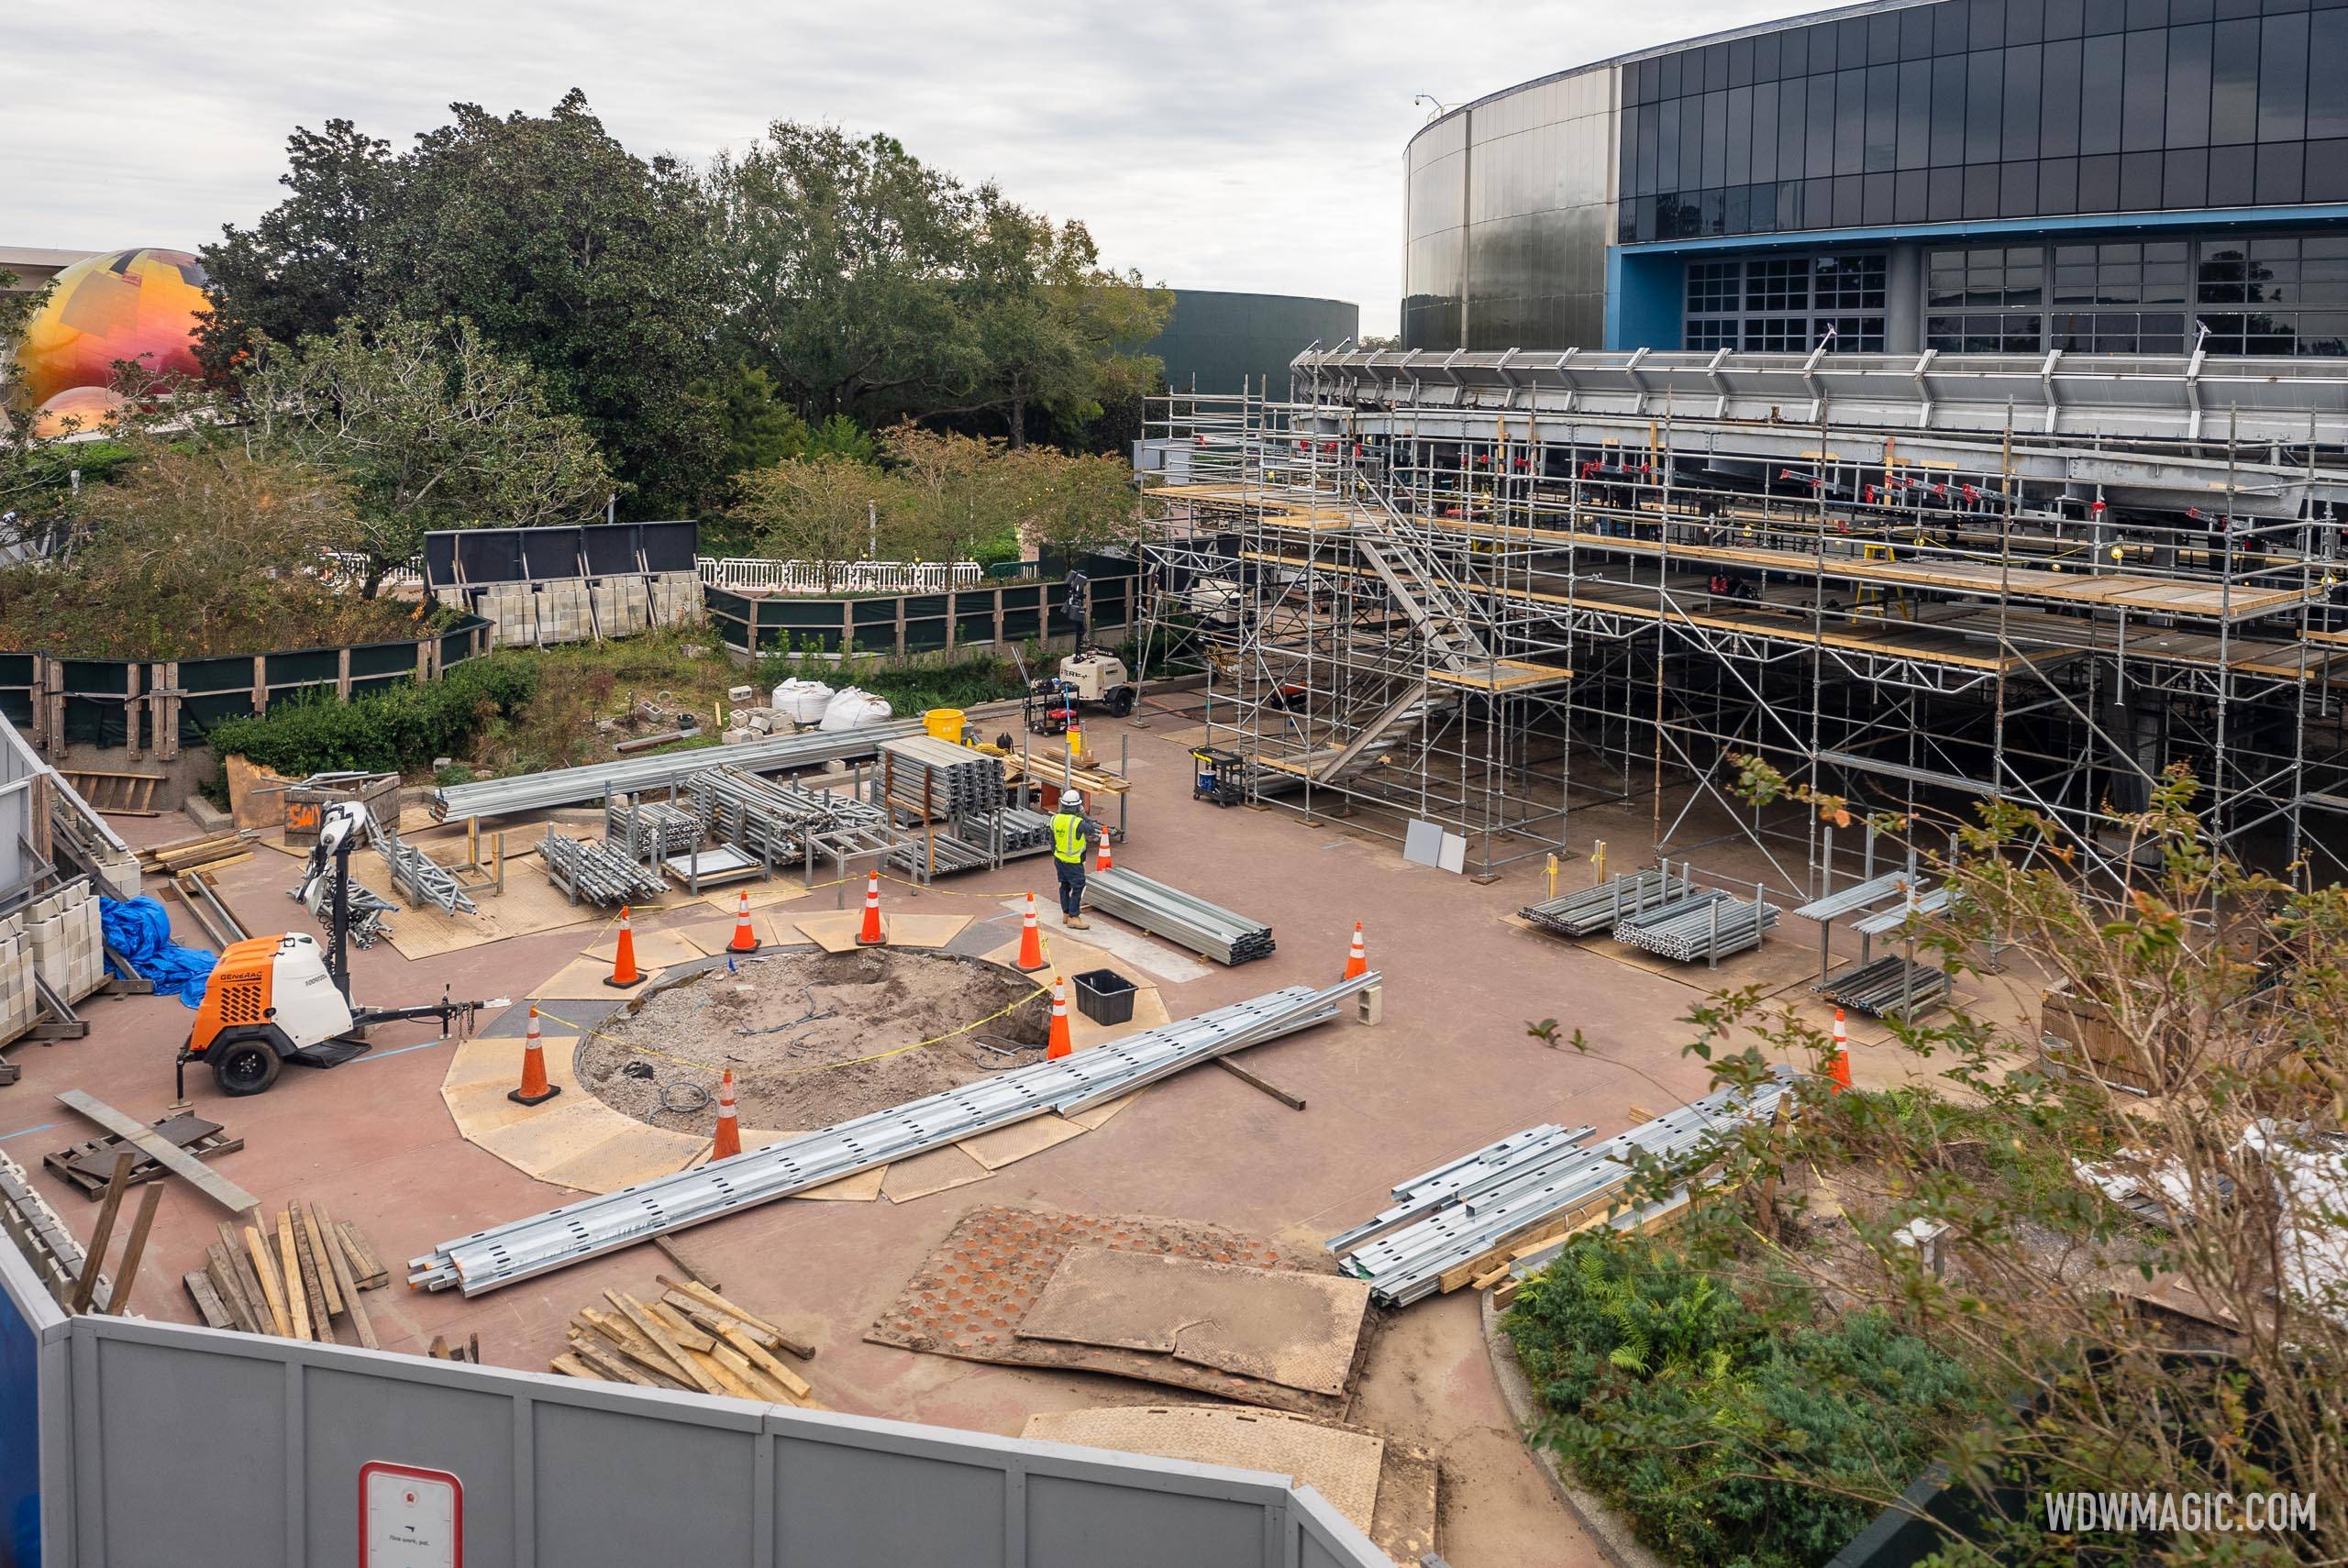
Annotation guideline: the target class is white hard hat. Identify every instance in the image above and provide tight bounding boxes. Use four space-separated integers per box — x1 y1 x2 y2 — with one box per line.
1064 790 1088 811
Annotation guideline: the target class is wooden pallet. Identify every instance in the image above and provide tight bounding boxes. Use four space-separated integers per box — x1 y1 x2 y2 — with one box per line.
61 768 164 816
137 830 255 878
43 1112 245 1199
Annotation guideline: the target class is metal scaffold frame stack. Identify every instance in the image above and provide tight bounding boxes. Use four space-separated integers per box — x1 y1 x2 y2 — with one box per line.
1137 346 2348 894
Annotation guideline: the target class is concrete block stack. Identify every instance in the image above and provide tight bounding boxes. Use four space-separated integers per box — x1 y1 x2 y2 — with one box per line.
537 581 594 646
0 932 36 1044
592 578 652 636
0 878 105 1021
650 571 703 627
476 585 537 648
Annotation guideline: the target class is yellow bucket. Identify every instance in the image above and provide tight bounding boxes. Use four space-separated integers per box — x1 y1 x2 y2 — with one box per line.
924 707 968 744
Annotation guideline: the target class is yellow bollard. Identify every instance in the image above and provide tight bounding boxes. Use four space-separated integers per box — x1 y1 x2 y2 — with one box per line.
1592 840 1607 886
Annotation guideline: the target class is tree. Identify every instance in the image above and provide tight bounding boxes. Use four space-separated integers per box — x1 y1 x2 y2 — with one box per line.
708 125 977 425
946 195 1169 447
238 315 613 595
202 92 725 514
0 439 401 658
730 457 885 584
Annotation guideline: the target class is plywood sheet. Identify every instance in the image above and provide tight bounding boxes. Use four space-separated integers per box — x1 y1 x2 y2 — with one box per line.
792 910 970 952
1065 1092 1139 1131
1023 1406 1383 1536
795 1165 885 1202
579 928 704 968
699 882 817 913
1015 1245 1371 1397
670 913 805 956
957 1114 1087 1171
881 1144 995 1203
530 955 661 1000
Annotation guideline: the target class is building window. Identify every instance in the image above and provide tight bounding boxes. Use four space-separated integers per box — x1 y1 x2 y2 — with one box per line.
1744 317 1812 351
1744 257 1810 312
1814 254 1887 311
1687 318 1740 351
1687 260 1740 313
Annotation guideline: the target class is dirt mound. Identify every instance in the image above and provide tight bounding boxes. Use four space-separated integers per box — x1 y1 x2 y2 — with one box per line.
578 947 1049 1132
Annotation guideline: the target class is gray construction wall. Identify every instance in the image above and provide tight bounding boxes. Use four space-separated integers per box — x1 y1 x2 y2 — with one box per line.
1145 291 1361 400
0 1241 1383 1568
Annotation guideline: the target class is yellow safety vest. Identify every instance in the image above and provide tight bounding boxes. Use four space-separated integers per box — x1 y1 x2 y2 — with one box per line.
1051 812 1089 865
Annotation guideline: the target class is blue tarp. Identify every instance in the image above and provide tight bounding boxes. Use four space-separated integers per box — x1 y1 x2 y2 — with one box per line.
100 896 216 1009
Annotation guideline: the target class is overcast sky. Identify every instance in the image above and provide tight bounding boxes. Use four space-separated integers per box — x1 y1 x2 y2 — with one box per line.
6 0 1778 337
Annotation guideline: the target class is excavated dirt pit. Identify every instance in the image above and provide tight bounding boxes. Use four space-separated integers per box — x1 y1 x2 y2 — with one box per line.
578 947 1052 1132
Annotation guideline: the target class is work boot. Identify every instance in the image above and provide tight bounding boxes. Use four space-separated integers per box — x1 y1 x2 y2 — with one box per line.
1065 914 1091 930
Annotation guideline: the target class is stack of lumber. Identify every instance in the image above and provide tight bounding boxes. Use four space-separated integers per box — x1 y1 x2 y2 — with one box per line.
976 743 1131 797
550 1274 825 1410
183 1201 390 1350
138 830 253 878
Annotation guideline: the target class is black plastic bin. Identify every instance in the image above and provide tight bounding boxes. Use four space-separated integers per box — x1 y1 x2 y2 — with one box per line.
1071 967 1136 1026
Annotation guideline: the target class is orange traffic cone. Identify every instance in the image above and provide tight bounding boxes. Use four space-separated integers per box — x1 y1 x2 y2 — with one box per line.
1046 975 1073 1059
1095 831 1113 873
604 906 643 988
713 1068 741 1160
1827 1007 1852 1093
1015 892 1047 971
726 889 759 955
855 871 885 946
1343 921 1368 980
507 1005 560 1106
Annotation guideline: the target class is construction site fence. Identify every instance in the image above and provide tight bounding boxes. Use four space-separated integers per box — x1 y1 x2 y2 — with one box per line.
703 553 1140 657
0 1241 1387 1568
699 558 990 594
3 616 493 759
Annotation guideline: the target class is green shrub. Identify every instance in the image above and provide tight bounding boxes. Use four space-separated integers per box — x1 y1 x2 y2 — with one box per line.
1505 1234 1993 1568
205 654 540 778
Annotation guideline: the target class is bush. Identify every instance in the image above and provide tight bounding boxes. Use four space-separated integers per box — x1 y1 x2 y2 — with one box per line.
1505 1233 1993 1568
205 655 539 778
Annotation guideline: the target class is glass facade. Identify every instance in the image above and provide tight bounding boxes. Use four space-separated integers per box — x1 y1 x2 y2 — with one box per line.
1922 231 2348 350
1401 0 2348 353
1616 0 2348 245
1682 251 1891 348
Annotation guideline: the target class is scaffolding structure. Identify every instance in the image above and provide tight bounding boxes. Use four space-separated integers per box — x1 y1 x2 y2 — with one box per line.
1136 348 2348 890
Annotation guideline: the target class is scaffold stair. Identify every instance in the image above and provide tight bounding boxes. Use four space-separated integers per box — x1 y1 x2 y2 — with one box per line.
1314 679 1445 781
1354 534 1490 674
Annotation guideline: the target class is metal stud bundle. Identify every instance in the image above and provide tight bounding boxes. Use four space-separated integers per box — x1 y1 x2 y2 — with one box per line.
1082 867 1275 965
1817 955 1950 1021
877 735 1006 819
540 827 666 906
1611 886 1778 964
1518 864 1696 938
1327 1068 1799 1305
410 973 1380 1296
604 796 704 859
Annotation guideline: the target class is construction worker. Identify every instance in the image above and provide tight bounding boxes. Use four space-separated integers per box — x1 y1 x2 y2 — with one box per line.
1050 790 1098 930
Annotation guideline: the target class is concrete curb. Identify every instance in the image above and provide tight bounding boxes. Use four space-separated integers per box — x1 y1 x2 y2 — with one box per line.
1479 1287 1672 1568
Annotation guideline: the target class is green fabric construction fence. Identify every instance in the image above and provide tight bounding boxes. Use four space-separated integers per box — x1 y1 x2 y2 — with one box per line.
2 615 492 756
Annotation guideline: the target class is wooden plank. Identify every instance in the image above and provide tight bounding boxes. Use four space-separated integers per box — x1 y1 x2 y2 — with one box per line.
204 1243 262 1333
54 1090 258 1213
549 1353 602 1381
578 1311 696 1388
687 1346 760 1401
643 1301 716 1354
1211 1056 1306 1110
658 1275 816 1359
610 1292 722 1395
316 1204 377 1351
106 1185 164 1315
714 1322 814 1402
335 1220 387 1289
276 1210 311 1341
653 1234 716 1291
184 1270 236 1330
565 1334 660 1388
663 1295 774 1352
69 1154 135 1314
245 1224 291 1337
300 1204 344 1319
290 1205 331 1342
217 1221 270 1331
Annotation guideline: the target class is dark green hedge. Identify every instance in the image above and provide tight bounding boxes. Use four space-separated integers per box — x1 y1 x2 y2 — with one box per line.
204 655 540 778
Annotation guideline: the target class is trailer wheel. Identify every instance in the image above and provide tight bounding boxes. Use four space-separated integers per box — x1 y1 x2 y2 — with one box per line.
212 1037 282 1097
1108 687 1135 717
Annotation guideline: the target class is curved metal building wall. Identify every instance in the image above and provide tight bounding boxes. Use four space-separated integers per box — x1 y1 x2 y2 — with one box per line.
1403 0 2348 355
